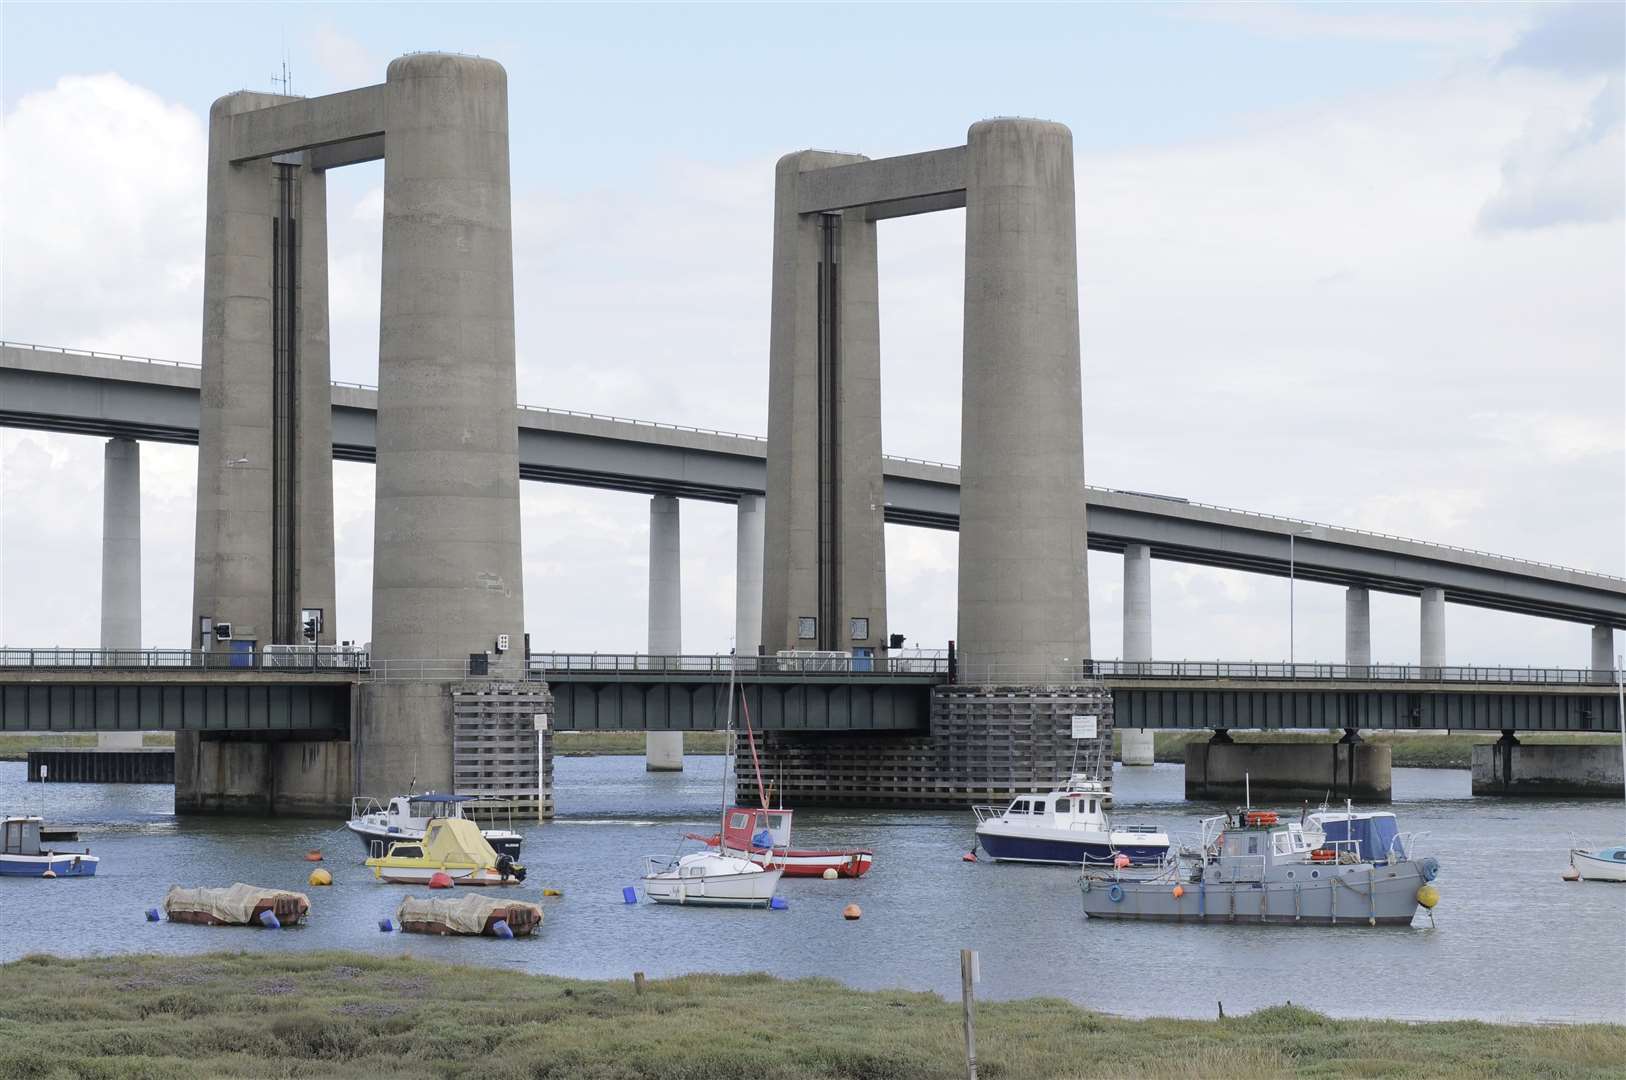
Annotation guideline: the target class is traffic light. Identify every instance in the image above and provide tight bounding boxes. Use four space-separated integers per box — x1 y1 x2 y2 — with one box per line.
301 618 317 643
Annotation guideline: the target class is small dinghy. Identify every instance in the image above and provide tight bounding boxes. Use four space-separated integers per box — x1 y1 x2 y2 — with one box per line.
641 851 783 907
162 883 310 927
366 817 527 886
1 816 98 878
397 894 544 936
1569 846 1626 882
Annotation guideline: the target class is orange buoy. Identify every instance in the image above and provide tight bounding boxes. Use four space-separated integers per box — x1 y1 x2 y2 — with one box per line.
1113 853 1131 869
842 903 862 921
304 850 323 862
428 871 454 889
1172 885 1184 899
962 852 977 863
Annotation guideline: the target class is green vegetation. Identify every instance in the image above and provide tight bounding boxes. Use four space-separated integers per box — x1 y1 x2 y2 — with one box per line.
1116 729 1620 770
553 731 728 756
0 732 173 761
0 951 1618 1079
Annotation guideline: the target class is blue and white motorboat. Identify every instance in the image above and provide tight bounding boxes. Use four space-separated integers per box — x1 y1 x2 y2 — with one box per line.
1 816 98 877
348 794 523 859
1305 807 1407 863
1568 846 1626 882
972 776 1170 865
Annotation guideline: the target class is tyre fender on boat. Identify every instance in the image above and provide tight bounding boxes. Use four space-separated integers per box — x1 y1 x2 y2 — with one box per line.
1108 884 1124 904
1419 856 1439 883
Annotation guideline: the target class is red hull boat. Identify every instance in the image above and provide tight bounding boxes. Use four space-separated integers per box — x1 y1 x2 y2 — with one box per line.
699 806 874 878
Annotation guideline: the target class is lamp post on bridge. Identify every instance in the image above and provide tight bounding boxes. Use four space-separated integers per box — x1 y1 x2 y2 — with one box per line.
1288 528 1314 667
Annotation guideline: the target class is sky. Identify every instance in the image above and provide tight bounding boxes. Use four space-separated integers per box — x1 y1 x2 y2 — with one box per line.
1 1 1622 667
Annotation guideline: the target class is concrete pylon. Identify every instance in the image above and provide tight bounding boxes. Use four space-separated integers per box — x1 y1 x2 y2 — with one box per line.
1120 545 1154 765
647 495 683 771
1592 625 1616 681
762 151 887 657
362 54 524 798
736 494 765 656
100 437 143 750
1420 588 1445 669
958 119 1090 679
1345 587 1371 670
192 91 335 652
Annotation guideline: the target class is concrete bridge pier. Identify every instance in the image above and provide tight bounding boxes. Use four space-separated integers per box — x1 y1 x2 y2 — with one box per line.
1119 544 1155 765
646 495 684 770
1473 728 1625 797
175 731 352 817
1345 586 1371 673
1185 728 1392 803
1591 625 1615 682
1420 587 1446 668
100 437 144 750
736 493 764 655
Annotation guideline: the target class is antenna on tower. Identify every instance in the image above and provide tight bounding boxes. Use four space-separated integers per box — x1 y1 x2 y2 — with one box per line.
272 28 292 96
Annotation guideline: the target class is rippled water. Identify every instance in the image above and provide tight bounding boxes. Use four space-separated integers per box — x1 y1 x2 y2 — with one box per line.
1 757 1622 1022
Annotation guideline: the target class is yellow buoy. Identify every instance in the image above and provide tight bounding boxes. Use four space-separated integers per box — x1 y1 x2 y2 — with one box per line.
308 868 333 886
822 868 838 880
842 903 862 921
1416 884 1439 909
542 888 562 897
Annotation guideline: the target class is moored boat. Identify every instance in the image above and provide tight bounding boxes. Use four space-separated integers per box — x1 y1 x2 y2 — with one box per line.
366 817 528 886
641 851 783 907
348 793 523 859
1079 809 1440 926
162 883 309 926
1 816 98 878
701 806 873 878
1569 847 1626 882
973 776 1169 866
397 894 544 936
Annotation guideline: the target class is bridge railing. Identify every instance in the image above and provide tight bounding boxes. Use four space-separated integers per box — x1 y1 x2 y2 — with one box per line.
1091 660 1621 685
528 653 951 677
0 647 369 672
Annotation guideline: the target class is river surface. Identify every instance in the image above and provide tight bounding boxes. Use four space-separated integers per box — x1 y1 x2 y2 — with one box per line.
2 757 1622 1022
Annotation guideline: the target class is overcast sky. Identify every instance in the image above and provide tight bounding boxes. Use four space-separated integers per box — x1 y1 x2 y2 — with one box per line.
2 2 1622 667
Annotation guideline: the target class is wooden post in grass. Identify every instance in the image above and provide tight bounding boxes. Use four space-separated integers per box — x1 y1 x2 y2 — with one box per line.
960 949 978 1080
633 971 645 994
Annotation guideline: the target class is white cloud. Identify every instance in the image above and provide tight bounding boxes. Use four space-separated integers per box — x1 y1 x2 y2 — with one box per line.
1479 73 1623 231
306 25 383 91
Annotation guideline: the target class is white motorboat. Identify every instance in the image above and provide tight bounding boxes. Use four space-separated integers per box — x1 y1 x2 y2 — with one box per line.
348 793 522 859
640 851 783 907
972 776 1170 865
2 816 98 878
1569 847 1626 882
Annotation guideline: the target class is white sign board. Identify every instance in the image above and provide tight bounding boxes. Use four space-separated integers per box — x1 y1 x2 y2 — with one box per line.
1070 714 1098 740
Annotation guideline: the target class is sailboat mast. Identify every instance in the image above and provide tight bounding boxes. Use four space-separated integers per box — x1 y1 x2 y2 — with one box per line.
721 650 738 815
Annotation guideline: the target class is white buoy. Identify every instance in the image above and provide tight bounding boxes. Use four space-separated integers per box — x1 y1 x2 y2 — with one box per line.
822 867 838 880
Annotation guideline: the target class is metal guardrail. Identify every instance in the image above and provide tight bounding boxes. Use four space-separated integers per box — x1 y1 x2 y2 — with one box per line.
6 338 1622 582
1092 660 1621 685
528 653 949 677
0 647 369 672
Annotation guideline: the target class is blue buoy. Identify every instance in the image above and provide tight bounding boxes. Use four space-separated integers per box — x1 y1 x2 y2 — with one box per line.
258 910 282 929
145 908 161 922
769 896 788 910
622 886 638 904
377 918 393 932
491 919 514 939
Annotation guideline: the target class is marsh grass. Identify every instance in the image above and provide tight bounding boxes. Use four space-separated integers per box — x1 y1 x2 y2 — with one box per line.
0 951 1619 1079
0 733 173 762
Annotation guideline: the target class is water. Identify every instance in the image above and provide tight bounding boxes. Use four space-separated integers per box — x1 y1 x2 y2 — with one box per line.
2 758 1622 1022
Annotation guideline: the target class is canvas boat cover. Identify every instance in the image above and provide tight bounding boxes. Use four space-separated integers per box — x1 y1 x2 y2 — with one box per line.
413 817 500 867
397 894 542 934
162 883 309 924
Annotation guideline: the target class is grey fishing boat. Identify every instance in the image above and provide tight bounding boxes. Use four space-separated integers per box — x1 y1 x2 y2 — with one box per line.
1079 809 1440 926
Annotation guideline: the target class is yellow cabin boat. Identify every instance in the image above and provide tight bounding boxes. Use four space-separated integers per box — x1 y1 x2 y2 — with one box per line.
365 817 527 886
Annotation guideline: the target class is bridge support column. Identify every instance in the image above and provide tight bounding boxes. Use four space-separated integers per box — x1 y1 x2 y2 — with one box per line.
736 493 765 655
100 437 144 750
1185 737 1391 803
1419 587 1445 669
1119 545 1154 765
175 732 352 817
1591 625 1615 683
646 495 684 771
1473 731 1623 797
1345 586 1371 673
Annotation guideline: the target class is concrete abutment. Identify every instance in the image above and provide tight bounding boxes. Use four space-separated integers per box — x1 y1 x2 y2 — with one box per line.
1184 736 1393 803
1472 740 1624 797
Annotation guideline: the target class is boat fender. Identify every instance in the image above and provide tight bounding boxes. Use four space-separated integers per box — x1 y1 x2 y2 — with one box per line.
1113 853 1130 870
145 908 161 922
770 897 788 911
622 886 638 904
1108 884 1124 904
492 919 514 939
1172 885 1184 899
258 910 282 930
823 868 839 879
428 872 454 889
1416 884 1439 910
378 918 394 932
41 869 56 879
1419 857 1439 883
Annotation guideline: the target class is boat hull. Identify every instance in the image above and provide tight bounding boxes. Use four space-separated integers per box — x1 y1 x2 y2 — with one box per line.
0 853 98 877
976 827 1167 867
715 842 873 878
643 867 784 907
167 897 307 927
1080 861 1431 925
1571 850 1626 882
370 864 524 886
400 907 543 937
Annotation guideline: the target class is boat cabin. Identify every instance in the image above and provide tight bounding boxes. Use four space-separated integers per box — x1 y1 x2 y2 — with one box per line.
1309 811 1404 862
2 816 44 857
981 785 1118 832
354 793 478 832
721 807 791 851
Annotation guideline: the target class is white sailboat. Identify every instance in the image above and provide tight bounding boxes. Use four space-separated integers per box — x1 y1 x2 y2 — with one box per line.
1567 654 1626 883
639 651 782 907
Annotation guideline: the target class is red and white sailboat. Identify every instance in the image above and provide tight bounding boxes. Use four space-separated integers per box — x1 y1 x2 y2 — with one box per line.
693 673 875 878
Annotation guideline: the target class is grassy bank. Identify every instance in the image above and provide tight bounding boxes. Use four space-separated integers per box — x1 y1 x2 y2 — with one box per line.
0 732 173 762
552 730 728 756
0 951 1619 1079
1125 730 1620 770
